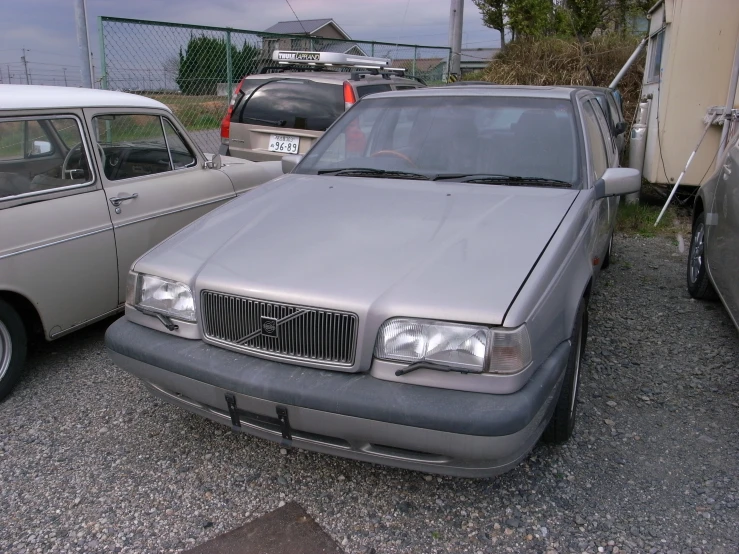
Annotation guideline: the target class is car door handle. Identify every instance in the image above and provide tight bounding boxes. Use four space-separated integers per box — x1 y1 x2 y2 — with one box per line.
109 193 138 207
723 164 732 180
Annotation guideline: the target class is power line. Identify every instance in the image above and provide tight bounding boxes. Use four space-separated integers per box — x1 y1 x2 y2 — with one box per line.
283 0 309 35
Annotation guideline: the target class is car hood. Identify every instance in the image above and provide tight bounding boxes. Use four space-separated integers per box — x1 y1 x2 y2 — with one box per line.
136 174 578 326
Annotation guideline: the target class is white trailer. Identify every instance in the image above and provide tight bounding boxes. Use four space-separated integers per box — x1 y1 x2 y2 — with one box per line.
636 0 739 188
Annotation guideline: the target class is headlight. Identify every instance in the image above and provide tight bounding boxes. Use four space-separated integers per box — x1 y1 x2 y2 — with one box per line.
129 273 196 322
375 318 531 375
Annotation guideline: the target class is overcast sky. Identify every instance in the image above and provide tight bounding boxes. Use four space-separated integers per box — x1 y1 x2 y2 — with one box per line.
0 0 498 86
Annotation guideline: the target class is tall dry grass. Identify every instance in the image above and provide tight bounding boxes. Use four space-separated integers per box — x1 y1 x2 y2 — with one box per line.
475 35 645 130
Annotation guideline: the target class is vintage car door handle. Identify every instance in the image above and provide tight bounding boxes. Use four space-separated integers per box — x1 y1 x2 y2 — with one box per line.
109 193 139 207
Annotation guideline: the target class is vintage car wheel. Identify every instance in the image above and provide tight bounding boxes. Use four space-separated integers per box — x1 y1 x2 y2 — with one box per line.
601 233 613 269
0 299 27 401
687 213 717 300
542 298 588 444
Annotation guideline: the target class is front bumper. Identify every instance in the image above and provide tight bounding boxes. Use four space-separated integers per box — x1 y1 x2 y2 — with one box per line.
106 319 570 477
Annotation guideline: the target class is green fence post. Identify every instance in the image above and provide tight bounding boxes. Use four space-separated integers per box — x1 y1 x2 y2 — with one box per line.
226 29 233 102
412 46 417 76
371 43 375 57
98 16 108 90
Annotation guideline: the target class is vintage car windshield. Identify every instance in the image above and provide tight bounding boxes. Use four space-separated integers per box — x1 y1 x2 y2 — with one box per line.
297 95 581 186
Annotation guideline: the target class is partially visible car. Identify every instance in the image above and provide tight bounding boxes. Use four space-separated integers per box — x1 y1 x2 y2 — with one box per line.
573 85 627 156
219 51 426 162
443 81 497 86
0 85 283 399
107 85 640 477
686 130 739 331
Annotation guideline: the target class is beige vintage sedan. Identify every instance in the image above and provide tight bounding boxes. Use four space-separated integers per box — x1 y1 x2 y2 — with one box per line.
0 85 282 399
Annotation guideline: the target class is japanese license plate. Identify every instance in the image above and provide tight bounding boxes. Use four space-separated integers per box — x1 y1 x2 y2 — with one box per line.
268 134 299 154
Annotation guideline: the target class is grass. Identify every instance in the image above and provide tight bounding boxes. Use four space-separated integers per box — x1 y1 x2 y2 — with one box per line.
616 198 691 238
143 93 225 131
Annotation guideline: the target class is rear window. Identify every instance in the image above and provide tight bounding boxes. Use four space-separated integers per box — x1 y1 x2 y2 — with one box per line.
356 84 392 98
235 79 344 131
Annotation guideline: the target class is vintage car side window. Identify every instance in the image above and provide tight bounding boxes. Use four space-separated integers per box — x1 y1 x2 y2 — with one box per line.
162 118 197 169
581 102 608 179
93 114 180 181
0 116 93 200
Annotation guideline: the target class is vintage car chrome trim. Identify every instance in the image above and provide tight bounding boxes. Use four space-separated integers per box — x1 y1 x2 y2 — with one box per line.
0 226 112 260
49 305 124 339
114 196 231 229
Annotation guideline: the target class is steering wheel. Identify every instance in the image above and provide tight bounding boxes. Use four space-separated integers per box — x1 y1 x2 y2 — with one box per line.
61 143 83 179
370 149 417 167
62 143 106 179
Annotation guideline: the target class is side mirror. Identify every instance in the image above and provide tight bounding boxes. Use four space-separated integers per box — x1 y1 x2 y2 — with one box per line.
204 154 222 170
614 121 627 136
595 167 641 199
32 140 52 155
281 153 303 174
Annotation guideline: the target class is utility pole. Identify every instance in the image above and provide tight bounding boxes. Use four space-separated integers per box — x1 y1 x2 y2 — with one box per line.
21 48 30 84
74 0 93 88
6 65 12 84
63 67 68 86
447 0 464 80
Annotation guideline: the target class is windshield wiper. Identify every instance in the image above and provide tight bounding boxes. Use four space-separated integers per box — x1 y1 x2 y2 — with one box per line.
242 116 287 126
434 173 572 187
317 168 432 180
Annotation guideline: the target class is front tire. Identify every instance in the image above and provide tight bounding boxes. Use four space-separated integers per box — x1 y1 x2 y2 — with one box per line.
0 299 27 401
687 212 717 300
542 298 588 444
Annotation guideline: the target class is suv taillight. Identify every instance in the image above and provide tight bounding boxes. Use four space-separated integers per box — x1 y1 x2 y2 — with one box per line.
220 80 244 145
343 81 357 110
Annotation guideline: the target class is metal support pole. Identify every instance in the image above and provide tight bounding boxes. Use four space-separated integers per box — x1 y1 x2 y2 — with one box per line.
98 16 108 90
608 37 647 90
448 0 463 79
412 46 417 76
226 30 233 100
74 0 93 88
21 48 30 84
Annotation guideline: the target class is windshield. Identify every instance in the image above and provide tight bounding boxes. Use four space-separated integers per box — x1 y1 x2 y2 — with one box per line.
296 95 581 186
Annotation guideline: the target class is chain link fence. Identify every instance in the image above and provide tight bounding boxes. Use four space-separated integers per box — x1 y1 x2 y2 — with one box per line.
99 17 451 153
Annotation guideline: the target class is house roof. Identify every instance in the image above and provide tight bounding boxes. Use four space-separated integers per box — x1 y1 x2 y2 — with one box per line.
320 42 367 56
460 48 500 63
264 18 351 39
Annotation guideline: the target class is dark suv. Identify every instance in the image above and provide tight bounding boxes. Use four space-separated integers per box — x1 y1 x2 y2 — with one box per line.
220 69 425 161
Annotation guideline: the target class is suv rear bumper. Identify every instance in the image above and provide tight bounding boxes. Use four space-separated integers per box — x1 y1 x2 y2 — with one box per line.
106 318 569 477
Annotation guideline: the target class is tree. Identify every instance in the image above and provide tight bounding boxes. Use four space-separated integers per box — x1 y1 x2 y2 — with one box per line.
176 35 259 96
472 0 507 48
564 0 602 38
506 0 553 39
473 0 653 43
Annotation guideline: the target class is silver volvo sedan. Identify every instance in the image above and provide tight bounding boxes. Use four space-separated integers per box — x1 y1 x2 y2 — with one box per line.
106 86 641 477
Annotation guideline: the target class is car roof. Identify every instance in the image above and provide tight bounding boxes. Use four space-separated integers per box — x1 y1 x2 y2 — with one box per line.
243 71 419 86
0 85 170 111
571 85 612 95
367 85 577 100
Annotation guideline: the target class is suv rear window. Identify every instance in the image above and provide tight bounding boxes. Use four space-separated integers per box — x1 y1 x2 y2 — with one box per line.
356 84 392 98
235 79 344 131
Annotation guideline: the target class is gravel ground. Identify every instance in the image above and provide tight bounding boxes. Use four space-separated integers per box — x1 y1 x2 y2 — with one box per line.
1 235 737 554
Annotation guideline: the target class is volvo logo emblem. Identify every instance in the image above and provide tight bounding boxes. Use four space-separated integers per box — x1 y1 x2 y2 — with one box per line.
261 317 278 337
233 309 308 345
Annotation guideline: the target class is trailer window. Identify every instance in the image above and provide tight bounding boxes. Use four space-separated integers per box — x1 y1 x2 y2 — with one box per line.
647 30 664 83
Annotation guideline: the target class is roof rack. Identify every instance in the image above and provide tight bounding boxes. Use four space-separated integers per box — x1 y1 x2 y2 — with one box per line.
272 50 391 68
